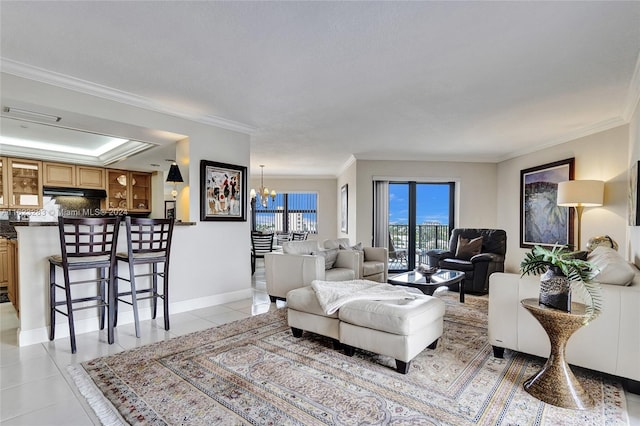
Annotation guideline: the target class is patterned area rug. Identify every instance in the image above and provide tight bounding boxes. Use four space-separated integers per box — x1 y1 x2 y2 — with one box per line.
69 292 629 425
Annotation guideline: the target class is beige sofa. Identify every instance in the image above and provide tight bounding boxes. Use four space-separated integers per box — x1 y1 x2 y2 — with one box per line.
323 238 388 282
488 253 640 392
264 240 360 302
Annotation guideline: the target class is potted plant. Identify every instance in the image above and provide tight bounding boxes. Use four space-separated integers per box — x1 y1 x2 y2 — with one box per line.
520 244 602 323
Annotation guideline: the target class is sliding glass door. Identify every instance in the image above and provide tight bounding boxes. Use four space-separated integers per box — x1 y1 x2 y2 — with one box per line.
388 182 454 271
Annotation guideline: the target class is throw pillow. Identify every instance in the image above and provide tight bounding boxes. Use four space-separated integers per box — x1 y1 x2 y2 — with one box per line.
313 248 339 270
455 236 483 260
339 241 364 252
587 246 636 286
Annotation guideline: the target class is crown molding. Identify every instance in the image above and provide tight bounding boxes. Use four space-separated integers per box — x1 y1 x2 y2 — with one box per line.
623 51 640 121
497 116 627 163
0 58 257 135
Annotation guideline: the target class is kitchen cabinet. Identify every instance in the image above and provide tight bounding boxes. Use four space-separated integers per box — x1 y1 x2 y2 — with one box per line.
7 239 18 316
77 166 106 189
106 169 151 213
0 238 7 288
7 158 43 209
43 162 75 187
43 162 106 190
0 157 7 209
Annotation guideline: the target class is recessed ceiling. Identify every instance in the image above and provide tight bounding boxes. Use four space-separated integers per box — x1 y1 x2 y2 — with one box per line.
0 102 187 171
1 1 639 176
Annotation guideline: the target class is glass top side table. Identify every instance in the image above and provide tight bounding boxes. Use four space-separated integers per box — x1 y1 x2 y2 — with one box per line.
520 298 594 410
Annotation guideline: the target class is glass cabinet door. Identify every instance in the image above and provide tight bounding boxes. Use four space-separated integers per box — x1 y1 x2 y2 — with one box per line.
0 157 7 209
130 172 151 212
106 169 129 211
8 158 42 209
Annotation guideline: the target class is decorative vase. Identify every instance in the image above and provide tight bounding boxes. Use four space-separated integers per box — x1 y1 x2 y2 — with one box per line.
539 266 571 312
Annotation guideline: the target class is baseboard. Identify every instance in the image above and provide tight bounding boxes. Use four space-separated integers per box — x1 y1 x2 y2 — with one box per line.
17 288 253 347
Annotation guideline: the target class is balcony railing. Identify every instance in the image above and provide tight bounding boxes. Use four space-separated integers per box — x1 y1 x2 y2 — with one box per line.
389 224 451 269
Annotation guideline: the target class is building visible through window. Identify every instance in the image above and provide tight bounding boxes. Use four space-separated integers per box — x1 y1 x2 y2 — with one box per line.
253 193 317 234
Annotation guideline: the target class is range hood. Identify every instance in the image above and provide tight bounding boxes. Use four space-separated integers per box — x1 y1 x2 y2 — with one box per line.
43 186 107 198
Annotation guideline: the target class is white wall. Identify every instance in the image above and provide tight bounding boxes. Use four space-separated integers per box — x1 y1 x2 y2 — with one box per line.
2 74 254 337
353 160 499 247
248 176 338 243
497 125 631 273
339 159 357 241
629 98 640 266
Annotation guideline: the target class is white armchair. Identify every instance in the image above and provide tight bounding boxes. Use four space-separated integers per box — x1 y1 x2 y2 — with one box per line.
323 238 388 283
264 240 359 302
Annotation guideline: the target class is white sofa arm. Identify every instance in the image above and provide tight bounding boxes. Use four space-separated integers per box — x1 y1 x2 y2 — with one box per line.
363 247 389 281
265 252 324 300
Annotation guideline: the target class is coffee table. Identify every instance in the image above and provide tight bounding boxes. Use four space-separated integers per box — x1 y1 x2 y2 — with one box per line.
388 269 466 302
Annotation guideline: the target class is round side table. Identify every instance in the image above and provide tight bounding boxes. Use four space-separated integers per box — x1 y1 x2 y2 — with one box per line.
520 298 594 410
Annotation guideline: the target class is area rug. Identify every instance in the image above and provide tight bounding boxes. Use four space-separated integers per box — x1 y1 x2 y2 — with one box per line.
69 292 629 425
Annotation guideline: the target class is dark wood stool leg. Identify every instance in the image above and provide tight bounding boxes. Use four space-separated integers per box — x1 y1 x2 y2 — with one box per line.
151 263 158 319
107 266 115 345
49 262 56 341
128 260 141 338
113 262 119 327
98 267 106 330
62 267 77 354
163 261 170 331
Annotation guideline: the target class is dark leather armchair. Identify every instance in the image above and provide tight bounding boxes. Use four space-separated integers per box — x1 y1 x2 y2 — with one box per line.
426 228 506 294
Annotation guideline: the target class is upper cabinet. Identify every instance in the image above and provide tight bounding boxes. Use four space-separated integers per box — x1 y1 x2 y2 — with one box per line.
0 157 7 209
43 162 105 190
106 169 151 213
7 158 43 209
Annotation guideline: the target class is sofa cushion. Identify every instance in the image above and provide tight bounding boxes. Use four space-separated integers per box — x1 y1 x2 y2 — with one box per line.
325 268 356 281
282 240 320 255
587 246 636 286
323 238 351 250
313 248 339 270
455 236 483 260
362 260 384 277
339 295 445 336
440 257 473 272
287 286 339 319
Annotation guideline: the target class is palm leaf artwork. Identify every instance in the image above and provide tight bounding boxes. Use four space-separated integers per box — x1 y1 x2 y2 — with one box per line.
521 245 602 323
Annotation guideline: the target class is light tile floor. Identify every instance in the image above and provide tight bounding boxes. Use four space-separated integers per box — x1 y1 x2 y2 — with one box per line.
1 265 639 425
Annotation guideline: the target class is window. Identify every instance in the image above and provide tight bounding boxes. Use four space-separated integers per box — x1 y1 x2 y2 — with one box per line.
253 193 317 234
384 181 455 271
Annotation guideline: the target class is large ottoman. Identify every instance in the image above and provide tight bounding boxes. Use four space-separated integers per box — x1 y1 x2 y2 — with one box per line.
287 286 446 374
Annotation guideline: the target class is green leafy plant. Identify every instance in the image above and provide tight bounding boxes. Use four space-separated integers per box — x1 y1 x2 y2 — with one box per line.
520 244 602 323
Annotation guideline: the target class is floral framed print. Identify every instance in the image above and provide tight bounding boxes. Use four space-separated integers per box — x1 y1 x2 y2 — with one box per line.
200 160 247 221
520 158 574 248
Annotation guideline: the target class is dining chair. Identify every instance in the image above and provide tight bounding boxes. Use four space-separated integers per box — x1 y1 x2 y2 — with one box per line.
115 217 175 338
251 231 274 274
291 231 308 241
49 216 121 353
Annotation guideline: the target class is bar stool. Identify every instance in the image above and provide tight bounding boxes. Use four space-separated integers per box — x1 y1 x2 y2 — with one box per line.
49 216 121 353
114 217 174 338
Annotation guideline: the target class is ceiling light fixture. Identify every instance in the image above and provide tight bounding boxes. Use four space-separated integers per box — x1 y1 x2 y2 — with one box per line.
2 106 61 123
250 165 276 208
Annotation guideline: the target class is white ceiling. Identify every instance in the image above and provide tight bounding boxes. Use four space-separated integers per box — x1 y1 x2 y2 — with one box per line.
1 1 639 176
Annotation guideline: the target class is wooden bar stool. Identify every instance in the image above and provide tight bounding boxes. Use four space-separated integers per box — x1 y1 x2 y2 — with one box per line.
49 216 121 353
115 217 174 338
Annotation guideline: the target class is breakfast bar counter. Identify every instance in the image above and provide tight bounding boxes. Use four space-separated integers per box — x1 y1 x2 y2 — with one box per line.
11 219 252 347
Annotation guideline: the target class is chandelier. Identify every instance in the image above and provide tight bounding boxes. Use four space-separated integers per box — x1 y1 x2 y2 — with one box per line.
250 165 276 208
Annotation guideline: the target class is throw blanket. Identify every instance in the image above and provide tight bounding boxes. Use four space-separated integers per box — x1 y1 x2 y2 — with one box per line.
311 279 417 315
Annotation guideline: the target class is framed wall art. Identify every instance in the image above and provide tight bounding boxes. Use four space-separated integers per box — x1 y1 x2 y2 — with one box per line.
200 160 247 221
341 184 348 233
164 200 176 219
520 158 574 248
630 161 640 226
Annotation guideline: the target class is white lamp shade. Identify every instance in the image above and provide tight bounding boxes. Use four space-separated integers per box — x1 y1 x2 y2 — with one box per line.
557 180 604 207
